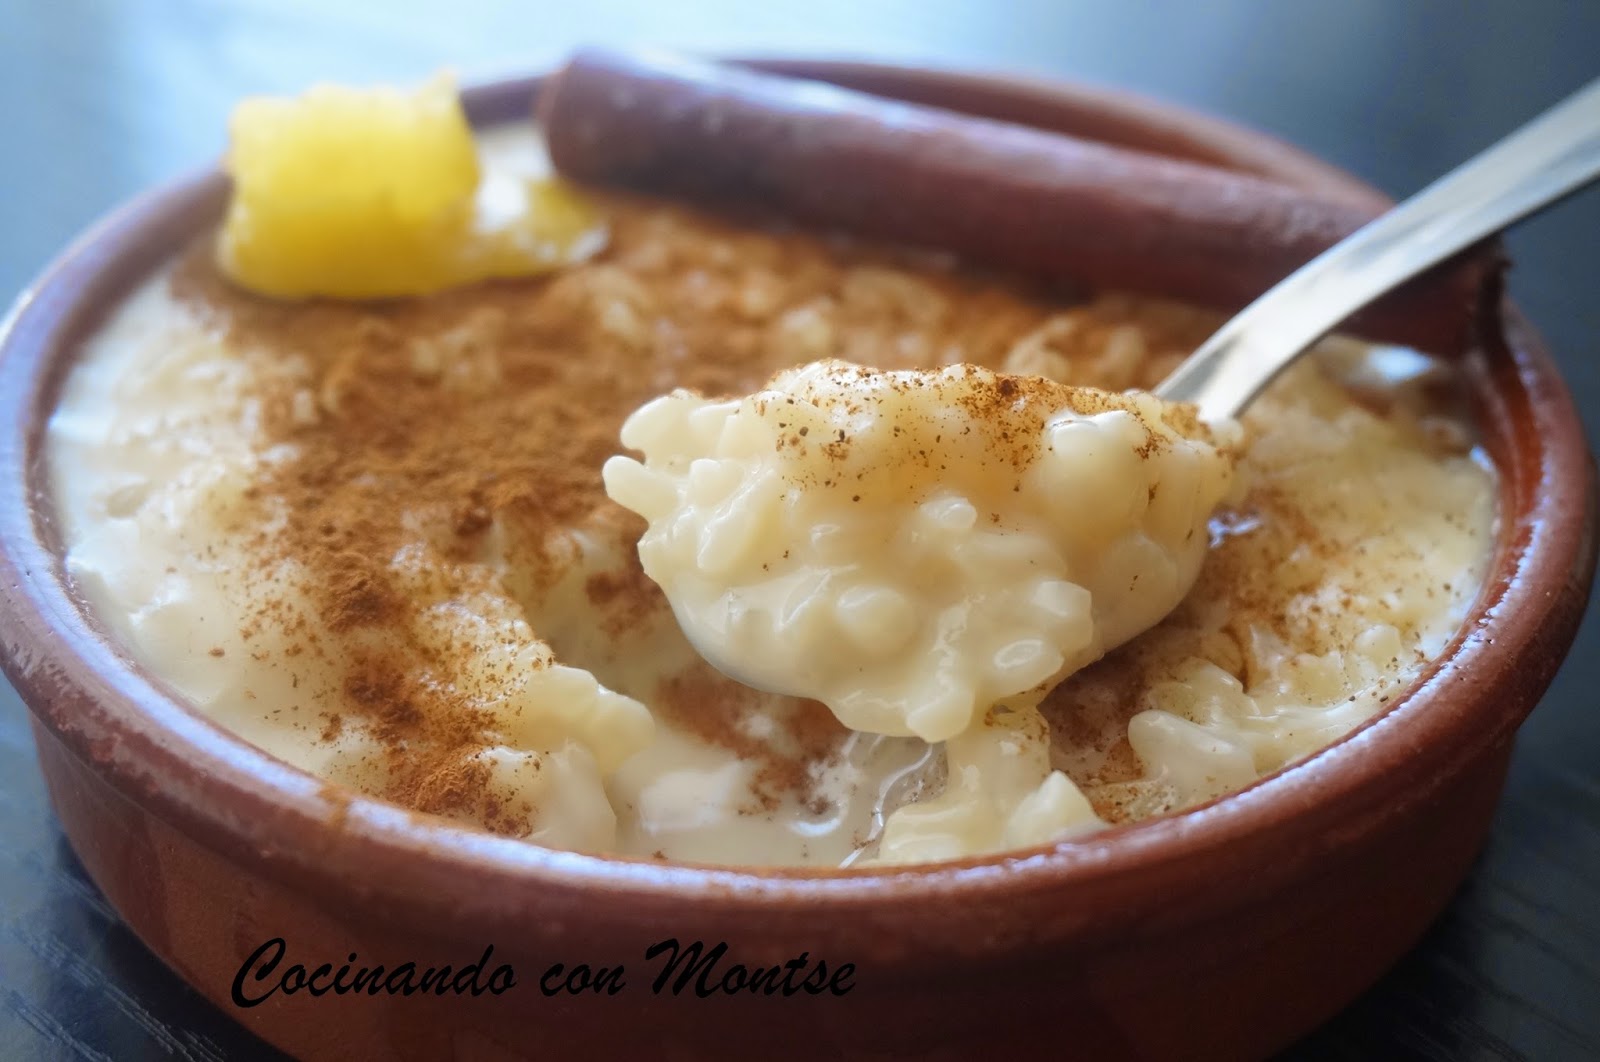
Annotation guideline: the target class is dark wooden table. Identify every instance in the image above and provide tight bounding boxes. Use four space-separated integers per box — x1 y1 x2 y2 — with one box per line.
2 3 1596 1059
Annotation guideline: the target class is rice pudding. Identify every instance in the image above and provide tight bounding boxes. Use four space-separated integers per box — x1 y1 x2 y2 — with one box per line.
47 119 1497 867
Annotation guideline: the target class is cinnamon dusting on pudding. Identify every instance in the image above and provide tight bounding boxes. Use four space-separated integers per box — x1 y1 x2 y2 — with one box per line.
48 143 1488 861
168 191 1159 836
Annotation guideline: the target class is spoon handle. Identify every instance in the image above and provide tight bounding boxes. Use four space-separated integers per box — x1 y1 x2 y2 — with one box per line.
1157 76 1600 421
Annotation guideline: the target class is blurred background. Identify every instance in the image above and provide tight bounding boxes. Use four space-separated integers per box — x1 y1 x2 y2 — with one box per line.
1 2 1596 1059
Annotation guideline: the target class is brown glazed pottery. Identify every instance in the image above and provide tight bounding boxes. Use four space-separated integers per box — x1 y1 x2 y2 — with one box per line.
0 64 1594 1062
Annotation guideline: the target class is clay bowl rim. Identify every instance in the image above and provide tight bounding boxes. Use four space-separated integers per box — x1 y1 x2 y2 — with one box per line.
0 62 1594 952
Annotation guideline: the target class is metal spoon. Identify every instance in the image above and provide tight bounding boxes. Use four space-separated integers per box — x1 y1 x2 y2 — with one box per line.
1157 76 1600 422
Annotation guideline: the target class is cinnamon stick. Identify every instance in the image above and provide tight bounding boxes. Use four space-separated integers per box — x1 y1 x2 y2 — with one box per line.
539 49 1501 354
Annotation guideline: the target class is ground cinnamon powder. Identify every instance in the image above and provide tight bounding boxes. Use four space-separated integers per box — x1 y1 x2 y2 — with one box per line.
169 187 1248 836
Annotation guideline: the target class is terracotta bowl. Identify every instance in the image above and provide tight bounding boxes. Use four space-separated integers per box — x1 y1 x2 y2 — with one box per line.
0 64 1594 1062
